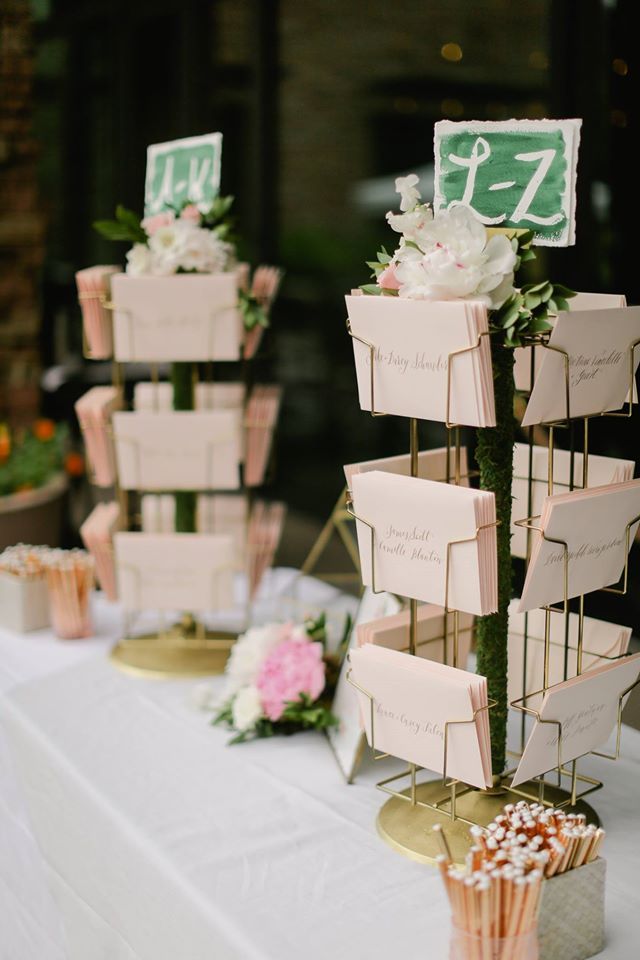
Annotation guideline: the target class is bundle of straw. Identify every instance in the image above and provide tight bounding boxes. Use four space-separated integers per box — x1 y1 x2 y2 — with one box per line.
44 549 94 639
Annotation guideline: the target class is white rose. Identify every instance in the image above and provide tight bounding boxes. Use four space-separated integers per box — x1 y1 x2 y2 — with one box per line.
125 243 152 276
231 685 263 732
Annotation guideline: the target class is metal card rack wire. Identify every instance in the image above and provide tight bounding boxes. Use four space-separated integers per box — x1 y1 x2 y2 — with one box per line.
77 283 282 676
508 330 640 808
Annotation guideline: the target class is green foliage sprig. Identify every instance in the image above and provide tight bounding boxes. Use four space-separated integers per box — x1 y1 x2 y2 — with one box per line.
490 231 576 346
238 289 269 331
93 204 147 244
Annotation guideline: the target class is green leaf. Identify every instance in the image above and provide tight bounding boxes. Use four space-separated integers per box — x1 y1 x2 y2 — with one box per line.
552 283 576 299
359 283 383 295
554 296 571 312
528 316 554 333
523 292 542 310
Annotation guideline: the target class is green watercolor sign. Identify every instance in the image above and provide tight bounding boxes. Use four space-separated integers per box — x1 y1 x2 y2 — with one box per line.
144 133 222 216
434 119 581 246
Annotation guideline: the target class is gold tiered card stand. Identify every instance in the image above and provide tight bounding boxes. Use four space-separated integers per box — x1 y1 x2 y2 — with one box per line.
344 311 640 865
77 281 282 678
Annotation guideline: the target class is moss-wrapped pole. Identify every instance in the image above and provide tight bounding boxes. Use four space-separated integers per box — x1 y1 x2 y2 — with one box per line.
172 362 196 533
475 341 515 777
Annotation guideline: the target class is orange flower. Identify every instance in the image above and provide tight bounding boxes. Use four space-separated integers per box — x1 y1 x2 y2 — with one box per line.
64 451 85 477
0 424 10 462
33 418 56 442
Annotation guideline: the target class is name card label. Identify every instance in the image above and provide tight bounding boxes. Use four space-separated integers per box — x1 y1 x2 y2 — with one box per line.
144 133 222 215
434 119 581 246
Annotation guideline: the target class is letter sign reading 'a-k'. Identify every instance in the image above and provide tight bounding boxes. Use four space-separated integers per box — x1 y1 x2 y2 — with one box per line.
434 119 582 246
144 133 222 216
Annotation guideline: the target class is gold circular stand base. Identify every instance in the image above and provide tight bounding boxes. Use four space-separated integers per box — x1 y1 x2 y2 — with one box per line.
110 619 237 678
376 780 600 865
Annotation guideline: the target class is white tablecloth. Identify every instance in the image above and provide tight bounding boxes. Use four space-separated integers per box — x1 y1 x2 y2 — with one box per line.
2 575 640 960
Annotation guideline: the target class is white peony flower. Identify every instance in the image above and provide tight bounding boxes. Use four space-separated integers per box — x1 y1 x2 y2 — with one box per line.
178 226 232 273
231 685 263 732
125 243 153 276
221 623 286 700
393 203 516 309
395 173 421 212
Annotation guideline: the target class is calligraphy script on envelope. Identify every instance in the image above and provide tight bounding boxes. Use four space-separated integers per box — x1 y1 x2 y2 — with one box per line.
522 306 640 425
113 410 242 491
511 652 640 786
351 471 497 616
111 272 243 362
518 479 640 611
514 292 627 393
349 644 492 789
346 294 495 426
115 532 234 612
510 443 635 560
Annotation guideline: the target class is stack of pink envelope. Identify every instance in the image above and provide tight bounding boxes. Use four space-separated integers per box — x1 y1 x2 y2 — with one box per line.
346 294 495 426
247 500 286 599
75 386 120 487
243 265 283 360
344 445 469 490
75 265 120 358
350 471 498 616
510 443 635 559
507 600 632 702
80 502 120 601
511 651 640 786
356 603 474 669
244 385 282 486
349 644 493 789
518 478 640 611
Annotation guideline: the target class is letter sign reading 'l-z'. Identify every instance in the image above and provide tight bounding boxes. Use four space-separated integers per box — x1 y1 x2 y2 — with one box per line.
144 133 223 216
434 119 582 246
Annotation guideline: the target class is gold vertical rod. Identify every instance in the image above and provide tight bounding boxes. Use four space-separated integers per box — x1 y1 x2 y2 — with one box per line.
408 417 419 805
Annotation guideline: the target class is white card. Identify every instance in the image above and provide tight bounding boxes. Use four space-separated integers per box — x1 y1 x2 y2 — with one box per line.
510 443 635 559
350 644 492 789
511 652 640 786
111 272 243 362
507 601 632 702
521 307 640 426
344 446 469 489
518 479 640 611
327 587 402 783
514 292 627 393
351 471 497 616
346 294 495 426
113 410 242 491
115 532 234 612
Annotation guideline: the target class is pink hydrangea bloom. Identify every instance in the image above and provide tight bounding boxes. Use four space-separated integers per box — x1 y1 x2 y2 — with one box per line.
180 204 201 224
256 638 326 721
141 211 175 236
377 262 401 291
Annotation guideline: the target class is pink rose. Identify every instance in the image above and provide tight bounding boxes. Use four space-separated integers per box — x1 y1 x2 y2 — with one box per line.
180 204 201 224
141 211 174 236
377 262 401 291
256 637 326 721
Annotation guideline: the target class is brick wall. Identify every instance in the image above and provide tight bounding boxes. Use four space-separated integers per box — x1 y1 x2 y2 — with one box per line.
0 0 45 426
